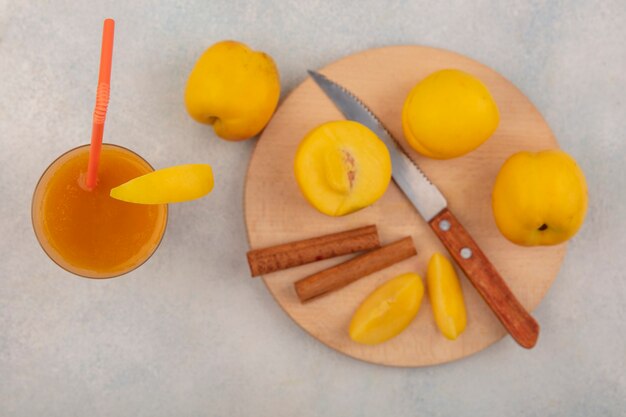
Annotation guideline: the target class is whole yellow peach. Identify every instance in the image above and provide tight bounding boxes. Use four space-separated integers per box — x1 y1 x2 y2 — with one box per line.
492 150 588 246
402 69 499 159
184 40 280 141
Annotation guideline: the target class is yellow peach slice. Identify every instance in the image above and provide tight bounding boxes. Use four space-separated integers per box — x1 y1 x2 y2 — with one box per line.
294 121 392 216
349 272 424 345
427 253 467 340
110 164 214 204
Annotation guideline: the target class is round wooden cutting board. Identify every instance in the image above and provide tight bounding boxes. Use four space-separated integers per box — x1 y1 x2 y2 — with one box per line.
244 46 566 367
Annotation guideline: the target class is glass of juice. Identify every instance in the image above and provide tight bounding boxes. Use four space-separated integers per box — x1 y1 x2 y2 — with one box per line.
32 144 168 279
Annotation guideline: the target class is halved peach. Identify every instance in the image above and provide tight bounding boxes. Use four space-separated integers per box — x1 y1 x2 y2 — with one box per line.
294 121 392 216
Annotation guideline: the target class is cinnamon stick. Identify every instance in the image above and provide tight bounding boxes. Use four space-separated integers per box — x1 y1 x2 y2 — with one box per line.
247 225 380 277
294 236 417 302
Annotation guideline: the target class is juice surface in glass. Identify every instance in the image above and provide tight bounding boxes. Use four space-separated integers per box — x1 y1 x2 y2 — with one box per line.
32 144 168 278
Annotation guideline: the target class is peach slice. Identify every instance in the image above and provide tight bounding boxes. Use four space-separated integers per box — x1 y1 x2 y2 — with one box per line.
294 121 392 216
427 253 467 340
349 272 424 345
110 164 214 204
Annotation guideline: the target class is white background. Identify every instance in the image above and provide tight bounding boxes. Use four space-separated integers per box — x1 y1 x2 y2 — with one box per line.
1 1 624 416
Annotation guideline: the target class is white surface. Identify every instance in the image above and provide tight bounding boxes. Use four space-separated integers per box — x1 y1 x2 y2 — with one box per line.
1 1 625 416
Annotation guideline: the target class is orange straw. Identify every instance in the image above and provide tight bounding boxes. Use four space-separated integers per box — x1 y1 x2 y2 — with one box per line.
86 18 115 190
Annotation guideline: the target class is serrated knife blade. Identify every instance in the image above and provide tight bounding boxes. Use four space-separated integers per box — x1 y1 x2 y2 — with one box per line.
308 69 540 349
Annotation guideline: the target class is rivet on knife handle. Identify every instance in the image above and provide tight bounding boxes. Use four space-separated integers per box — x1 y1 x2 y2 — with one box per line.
429 208 540 349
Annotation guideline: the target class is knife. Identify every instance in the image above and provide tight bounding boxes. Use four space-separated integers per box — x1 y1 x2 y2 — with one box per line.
308 70 539 349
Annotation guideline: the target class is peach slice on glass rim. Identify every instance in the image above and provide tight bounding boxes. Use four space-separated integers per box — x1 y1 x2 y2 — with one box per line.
110 164 214 204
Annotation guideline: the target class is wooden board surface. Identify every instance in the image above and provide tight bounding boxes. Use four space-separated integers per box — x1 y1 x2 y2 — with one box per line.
244 45 566 367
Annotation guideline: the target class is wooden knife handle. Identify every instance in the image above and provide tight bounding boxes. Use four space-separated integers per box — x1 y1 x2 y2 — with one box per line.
429 208 539 349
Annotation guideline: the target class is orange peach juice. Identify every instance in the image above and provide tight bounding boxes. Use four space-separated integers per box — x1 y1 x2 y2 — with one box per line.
32 144 167 278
